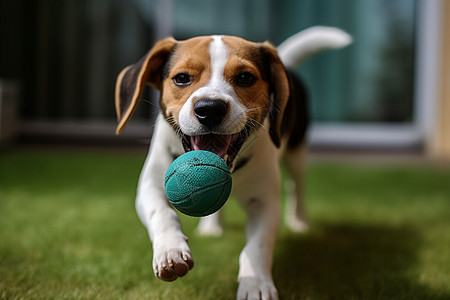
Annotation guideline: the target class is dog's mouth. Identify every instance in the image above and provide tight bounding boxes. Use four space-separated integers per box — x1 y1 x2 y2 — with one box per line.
182 132 248 170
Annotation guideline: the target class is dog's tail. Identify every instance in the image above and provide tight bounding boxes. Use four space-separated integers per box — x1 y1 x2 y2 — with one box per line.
277 26 352 69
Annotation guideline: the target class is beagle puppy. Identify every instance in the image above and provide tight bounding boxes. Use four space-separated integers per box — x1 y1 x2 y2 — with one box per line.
115 26 351 300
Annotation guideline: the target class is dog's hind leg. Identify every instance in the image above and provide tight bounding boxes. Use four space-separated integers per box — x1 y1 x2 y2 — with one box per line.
282 142 309 232
197 210 223 236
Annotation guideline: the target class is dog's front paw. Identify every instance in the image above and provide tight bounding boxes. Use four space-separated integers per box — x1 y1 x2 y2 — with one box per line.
237 277 278 300
152 234 194 281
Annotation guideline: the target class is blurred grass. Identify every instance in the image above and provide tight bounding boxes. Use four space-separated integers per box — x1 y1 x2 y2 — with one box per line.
1 149 450 299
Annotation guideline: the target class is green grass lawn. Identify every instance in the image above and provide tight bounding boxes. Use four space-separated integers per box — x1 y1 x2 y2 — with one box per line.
1 148 450 300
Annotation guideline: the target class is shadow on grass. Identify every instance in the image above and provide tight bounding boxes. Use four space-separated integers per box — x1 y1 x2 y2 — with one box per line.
274 224 448 300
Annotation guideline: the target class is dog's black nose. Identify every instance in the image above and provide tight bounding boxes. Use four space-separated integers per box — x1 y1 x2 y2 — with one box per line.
194 99 228 129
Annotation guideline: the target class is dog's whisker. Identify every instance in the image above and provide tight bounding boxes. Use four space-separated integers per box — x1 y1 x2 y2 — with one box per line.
164 116 184 138
245 106 270 113
140 98 152 105
246 116 266 131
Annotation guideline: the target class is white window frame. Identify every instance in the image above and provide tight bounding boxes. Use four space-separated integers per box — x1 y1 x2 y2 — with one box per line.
308 0 443 150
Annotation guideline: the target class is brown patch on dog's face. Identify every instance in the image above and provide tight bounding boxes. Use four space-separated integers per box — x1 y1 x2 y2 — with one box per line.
222 36 271 131
159 37 213 124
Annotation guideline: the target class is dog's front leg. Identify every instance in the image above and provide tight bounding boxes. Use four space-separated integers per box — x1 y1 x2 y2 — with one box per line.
136 116 194 282
234 163 281 300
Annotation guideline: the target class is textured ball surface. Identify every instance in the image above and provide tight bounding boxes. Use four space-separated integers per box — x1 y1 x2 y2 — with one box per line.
165 150 232 217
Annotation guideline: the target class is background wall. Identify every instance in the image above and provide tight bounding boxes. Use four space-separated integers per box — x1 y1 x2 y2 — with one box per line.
0 0 447 158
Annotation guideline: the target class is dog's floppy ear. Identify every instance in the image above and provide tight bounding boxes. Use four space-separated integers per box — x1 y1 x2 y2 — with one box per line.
115 37 177 134
261 41 290 148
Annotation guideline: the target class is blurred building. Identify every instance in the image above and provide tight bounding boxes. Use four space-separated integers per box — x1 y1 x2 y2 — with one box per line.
0 0 449 159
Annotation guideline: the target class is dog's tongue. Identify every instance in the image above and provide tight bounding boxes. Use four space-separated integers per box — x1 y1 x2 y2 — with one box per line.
191 134 232 159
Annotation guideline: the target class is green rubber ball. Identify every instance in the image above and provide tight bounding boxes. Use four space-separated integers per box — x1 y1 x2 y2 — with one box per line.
164 150 232 217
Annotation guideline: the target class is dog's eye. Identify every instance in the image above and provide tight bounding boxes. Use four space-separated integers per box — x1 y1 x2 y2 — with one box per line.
173 73 192 86
234 72 256 87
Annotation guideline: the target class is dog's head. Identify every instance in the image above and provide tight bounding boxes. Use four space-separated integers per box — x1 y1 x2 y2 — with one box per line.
116 35 289 169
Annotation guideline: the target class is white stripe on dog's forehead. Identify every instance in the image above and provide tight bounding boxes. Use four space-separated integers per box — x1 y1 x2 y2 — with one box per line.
205 36 234 97
209 36 228 84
